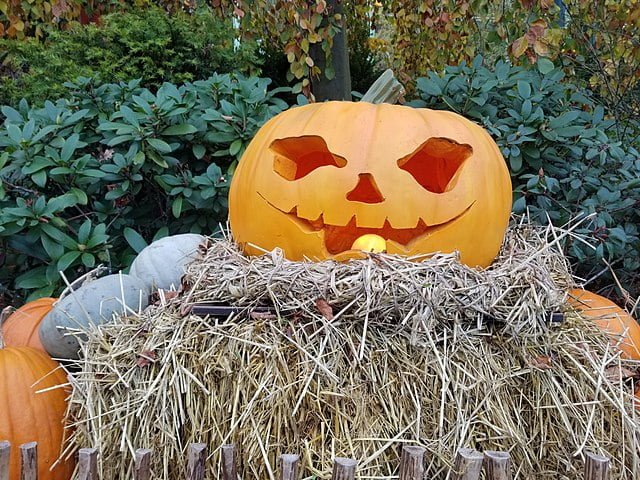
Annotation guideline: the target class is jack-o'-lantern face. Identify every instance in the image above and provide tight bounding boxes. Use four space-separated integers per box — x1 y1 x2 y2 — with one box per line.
229 102 512 267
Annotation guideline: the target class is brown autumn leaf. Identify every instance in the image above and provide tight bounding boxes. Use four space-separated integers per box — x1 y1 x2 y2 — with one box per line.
315 298 334 320
529 19 547 39
136 350 157 368
51 0 69 18
250 311 277 321
233 6 245 18
604 366 637 383
530 354 554 370
159 289 179 301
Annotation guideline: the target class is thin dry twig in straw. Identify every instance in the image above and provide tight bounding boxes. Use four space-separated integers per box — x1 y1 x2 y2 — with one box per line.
67 222 640 479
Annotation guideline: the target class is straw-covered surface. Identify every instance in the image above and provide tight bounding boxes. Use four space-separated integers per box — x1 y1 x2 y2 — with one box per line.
67 222 640 479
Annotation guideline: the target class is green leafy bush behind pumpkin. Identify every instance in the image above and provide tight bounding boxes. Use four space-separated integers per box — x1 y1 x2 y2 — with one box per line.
1 58 638 305
0 74 291 301
411 56 640 300
0 6 259 106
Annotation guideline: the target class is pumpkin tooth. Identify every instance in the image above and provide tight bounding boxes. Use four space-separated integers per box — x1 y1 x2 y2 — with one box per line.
308 214 325 230
320 206 354 227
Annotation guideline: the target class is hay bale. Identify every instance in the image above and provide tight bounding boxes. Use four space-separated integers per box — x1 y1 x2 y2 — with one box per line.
67 223 640 479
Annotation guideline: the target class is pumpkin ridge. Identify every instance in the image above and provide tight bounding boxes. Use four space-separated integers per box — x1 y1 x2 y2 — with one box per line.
29 353 60 473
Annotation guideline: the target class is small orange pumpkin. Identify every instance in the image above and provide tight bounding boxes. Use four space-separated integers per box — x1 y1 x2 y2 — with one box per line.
568 288 640 360
0 345 75 479
1 297 55 353
229 102 512 267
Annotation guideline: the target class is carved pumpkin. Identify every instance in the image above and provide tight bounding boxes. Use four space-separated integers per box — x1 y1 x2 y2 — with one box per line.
568 288 640 360
229 102 512 267
1 297 55 352
0 346 74 479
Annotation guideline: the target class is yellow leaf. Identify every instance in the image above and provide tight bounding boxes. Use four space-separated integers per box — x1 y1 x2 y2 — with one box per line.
305 56 314 67
511 36 528 57
533 39 549 56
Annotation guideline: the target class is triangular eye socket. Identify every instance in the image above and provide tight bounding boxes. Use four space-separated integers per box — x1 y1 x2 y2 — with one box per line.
397 137 473 193
270 136 347 181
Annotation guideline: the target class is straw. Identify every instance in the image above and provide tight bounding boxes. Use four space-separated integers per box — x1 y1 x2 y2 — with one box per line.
66 222 640 479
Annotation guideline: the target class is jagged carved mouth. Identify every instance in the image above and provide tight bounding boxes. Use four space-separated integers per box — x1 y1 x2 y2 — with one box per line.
259 194 474 254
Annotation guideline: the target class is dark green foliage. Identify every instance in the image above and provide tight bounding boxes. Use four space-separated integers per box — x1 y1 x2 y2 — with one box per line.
411 56 640 300
0 74 292 300
0 7 259 106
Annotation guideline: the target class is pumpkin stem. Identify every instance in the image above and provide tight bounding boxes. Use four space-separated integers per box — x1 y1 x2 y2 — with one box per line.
360 69 405 105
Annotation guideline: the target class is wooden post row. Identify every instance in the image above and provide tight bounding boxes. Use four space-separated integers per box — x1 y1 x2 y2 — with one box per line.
0 440 612 480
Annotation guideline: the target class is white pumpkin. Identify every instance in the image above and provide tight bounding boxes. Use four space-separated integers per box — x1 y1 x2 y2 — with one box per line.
39 274 149 359
129 233 206 292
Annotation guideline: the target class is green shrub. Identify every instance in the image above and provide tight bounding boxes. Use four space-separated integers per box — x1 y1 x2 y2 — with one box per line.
0 6 259 106
0 74 292 300
411 56 640 300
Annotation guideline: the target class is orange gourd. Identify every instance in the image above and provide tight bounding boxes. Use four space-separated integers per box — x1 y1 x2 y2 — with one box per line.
568 288 640 360
229 102 512 267
2 297 55 352
0 345 74 479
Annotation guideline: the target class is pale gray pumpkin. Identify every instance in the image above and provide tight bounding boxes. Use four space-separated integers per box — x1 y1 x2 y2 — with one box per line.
129 233 206 292
39 274 149 359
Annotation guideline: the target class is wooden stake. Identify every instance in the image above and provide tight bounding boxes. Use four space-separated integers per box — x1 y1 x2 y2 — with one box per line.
451 448 484 480
134 448 152 480
280 454 300 480
399 446 425 480
484 451 512 480
331 457 357 480
77 448 98 480
0 441 10 480
186 443 206 480
221 444 237 480
19 443 37 480
584 452 609 480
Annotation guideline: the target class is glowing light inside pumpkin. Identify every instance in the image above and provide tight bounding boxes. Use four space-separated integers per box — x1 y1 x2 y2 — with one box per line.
351 234 387 253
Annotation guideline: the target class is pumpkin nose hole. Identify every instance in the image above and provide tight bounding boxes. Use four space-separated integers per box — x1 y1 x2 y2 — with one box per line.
346 173 385 204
